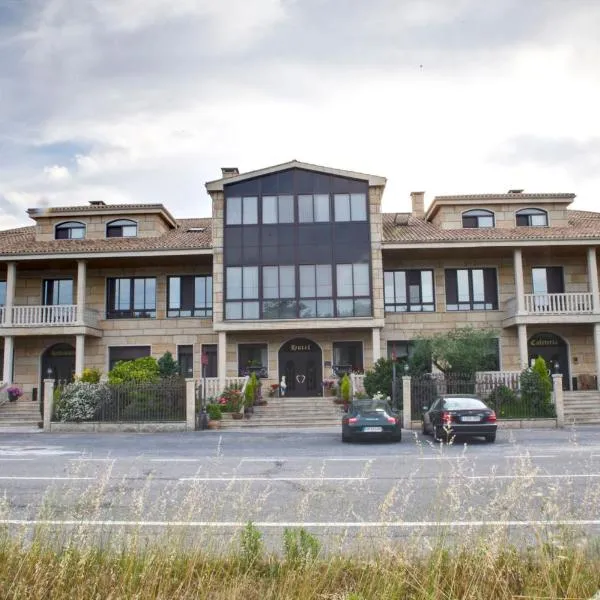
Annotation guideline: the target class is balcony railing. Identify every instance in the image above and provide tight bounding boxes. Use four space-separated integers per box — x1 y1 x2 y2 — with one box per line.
0 305 99 328
506 293 595 318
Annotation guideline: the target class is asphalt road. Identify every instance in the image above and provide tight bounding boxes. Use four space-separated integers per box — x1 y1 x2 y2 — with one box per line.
1 426 600 553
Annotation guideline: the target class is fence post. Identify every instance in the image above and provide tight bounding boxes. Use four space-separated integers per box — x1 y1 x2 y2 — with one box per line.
552 374 564 427
43 379 54 431
186 379 196 431
402 375 412 430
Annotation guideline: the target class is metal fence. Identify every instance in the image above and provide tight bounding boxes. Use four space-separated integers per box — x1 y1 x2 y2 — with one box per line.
54 380 186 422
410 372 555 421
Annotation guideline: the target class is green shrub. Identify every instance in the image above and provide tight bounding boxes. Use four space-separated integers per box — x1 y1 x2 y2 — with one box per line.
206 403 222 421
54 382 110 422
532 356 552 403
158 351 180 379
239 521 263 568
77 368 102 384
486 385 517 410
108 357 160 384
244 373 258 407
283 528 321 566
520 357 555 417
363 358 394 398
340 374 351 402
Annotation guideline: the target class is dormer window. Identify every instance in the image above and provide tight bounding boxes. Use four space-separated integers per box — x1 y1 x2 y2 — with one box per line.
462 209 495 229
516 208 548 227
106 219 137 238
55 221 86 239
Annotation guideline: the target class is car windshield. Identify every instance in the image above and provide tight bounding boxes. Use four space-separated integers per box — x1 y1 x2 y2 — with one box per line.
352 400 392 415
442 398 487 410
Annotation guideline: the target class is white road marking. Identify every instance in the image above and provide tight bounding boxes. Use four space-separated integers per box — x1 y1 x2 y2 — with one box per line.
179 477 367 482
240 457 376 462
466 474 600 480
69 458 114 462
418 457 466 461
0 476 94 481
504 455 557 459
150 458 205 462
2 518 600 529
0 458 34 461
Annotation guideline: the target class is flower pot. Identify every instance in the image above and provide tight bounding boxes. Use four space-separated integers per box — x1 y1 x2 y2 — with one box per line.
207 420 221 430
8 394 18 402
231 412 243 420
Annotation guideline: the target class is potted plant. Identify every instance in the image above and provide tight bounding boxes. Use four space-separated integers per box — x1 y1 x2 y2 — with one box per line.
206 403 222 429
244 373 257 417
340 374 351 411
7 386 23 402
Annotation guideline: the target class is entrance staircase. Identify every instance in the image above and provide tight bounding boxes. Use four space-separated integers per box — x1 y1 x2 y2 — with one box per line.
220 396 344 429
563 391 600 425
0 397 41 428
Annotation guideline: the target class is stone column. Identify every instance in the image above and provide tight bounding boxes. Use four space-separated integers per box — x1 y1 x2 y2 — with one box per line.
43 378 55 431
402 375 412 430
594 324 600 391
186 378 196 431
371 328 381 363
552 374 564 427
587 247 600 313
5 261 16 326
76 260 87 324
517 324 528 370
75 334 85 377
513 248 525 314
2 336 14 384
218 331 227 391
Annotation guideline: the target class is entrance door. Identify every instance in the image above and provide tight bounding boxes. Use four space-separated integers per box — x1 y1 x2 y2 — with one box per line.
279 338 322 397
41 343 76 385
528 332 569 390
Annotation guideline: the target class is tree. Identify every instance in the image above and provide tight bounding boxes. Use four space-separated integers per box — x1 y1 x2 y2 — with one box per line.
108 357 160 384
363 358 394 398
410 326 499 376
158 351 180 379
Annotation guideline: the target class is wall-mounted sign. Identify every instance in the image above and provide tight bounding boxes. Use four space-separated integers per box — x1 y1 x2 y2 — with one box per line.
529 333 564 348
281 339 317 353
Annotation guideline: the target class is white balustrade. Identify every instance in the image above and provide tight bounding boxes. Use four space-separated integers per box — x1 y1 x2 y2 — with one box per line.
0 305 99 328
476 371 521 389
506 293 594 317
350 373 366 396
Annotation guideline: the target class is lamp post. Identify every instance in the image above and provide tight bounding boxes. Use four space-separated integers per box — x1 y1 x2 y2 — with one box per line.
391 350 397 408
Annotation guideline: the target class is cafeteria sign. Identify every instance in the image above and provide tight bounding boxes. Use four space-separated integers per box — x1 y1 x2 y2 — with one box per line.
529 333 562 347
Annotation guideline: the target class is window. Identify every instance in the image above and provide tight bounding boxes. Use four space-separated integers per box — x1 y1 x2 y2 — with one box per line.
262 265 296 319
516 208 548 227
167 275 212 317
106 277 156 318
238 343 268 376
298 194 330 223
55 221 86 239
384 270 434 312
226 196 258 225
262 195 294 224
299 264 334 318
108 346 150 371
201 344 217 378
333 341 363 373
336 263 371 317
532 267 564 295
177 345 194 377
445 268 498 311
0 281 6 306
106 219 137 238
462 209 494 229
387 341 417 361
43 279 73 305
225 266 259 320
334 193 367 222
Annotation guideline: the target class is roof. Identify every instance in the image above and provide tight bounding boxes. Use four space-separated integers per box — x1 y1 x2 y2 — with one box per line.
27 202 178 227
382 210 600 246
205 159 387 191
0 218 212 258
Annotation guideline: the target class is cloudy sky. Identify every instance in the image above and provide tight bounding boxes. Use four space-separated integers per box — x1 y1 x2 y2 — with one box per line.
1 0 599 230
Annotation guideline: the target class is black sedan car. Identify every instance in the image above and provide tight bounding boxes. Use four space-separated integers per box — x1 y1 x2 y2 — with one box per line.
342 399 402 443
422 394 497 443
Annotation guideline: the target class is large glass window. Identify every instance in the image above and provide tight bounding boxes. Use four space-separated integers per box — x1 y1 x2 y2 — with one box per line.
177 345 194 377
262 195 294 224
225 266 259 320
445 268 498 311
333 341 363 373
167 275 212 317
336 263 371 317
384 270 435 312
262 265 296 319
108 346 150 370
226 196 258 225
106 219 137 238
238 343 268 377
334 193 367 222
106 277 156 318
0 281 6 306
298 194 330 223
462 209 495 228
299 264 333 318
516 208 548 227
55 221 86 239
43 279 73 305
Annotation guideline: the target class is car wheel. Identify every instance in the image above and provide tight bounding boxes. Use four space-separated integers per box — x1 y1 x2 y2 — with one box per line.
433 425 445 443
422 421 428 435
485 432 496 443
394 432 402 443
342 433 351 443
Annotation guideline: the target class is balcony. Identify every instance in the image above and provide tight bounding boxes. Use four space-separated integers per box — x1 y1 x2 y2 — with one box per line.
504 292 598 326
0 305 101 333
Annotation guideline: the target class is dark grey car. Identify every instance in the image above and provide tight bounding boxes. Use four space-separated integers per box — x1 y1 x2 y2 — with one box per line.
422 394 497 443
342 399 402 443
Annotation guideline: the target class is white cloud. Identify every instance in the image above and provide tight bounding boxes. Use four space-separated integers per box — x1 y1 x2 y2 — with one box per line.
43 164 71 181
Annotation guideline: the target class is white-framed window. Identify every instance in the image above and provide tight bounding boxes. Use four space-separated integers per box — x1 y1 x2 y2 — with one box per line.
106 219 137 238
462 209 495 228
55 221 86 239
516 208 548 227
